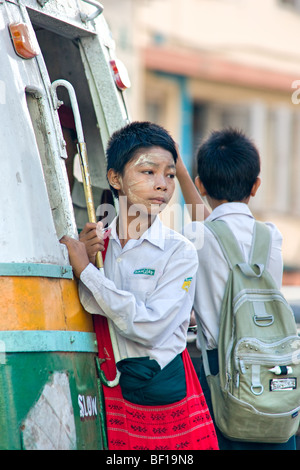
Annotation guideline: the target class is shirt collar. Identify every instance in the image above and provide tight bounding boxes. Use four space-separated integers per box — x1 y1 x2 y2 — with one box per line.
108 216 118 241
108 215 165 250
206 202 254 222
141 216 165 250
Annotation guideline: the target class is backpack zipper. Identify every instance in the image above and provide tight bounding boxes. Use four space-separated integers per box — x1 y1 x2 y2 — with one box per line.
233 291 293 315
234 336 300 371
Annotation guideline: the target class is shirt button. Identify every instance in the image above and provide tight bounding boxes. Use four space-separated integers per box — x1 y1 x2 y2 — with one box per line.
116 258 122 263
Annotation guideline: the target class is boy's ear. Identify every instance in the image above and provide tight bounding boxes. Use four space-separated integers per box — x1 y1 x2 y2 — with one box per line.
195 176 208 196
107 168 121 191
250 177 261 197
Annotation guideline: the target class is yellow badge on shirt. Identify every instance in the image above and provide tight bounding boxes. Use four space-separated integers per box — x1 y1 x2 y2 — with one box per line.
182 277 192 292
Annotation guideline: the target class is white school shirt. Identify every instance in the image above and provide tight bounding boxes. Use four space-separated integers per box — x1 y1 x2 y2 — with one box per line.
183 202 283 351
79 216 198 369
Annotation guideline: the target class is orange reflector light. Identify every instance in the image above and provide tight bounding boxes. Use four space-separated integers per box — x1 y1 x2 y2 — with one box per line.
8 23 39 59
109 59 131 91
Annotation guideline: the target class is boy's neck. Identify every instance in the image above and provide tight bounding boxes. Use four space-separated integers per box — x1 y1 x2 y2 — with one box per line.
208 197 250 211
116 208 155 248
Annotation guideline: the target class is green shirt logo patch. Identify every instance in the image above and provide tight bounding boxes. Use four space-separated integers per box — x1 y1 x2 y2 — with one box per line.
133 268 155 276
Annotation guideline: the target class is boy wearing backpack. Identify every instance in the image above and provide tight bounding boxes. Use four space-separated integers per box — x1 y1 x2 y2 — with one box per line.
177 128 297 450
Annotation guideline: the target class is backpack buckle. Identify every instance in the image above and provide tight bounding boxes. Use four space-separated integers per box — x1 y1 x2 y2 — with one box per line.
251 365 264 395
253 314 274 327
251 384 264 395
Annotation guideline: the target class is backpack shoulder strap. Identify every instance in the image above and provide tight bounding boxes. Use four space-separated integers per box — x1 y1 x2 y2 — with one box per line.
205 220 245 269
249 221 271 268
205 219 272 277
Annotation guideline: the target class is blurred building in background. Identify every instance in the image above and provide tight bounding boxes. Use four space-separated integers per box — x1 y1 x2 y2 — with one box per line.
102 0 300 283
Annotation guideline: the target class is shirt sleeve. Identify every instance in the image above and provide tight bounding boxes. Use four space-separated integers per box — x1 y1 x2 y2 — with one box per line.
79 241 198 349
265 221 283 289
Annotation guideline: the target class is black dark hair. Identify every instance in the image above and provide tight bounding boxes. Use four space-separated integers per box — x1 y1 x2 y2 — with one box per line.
196 128 261 202
106 121 178 197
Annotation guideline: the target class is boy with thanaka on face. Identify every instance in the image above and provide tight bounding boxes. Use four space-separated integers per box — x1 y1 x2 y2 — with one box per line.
61 121 218 449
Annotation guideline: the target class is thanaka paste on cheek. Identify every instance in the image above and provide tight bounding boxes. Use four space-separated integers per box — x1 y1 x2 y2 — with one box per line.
118 149 175 210
119 154 157 206
118 173 151 207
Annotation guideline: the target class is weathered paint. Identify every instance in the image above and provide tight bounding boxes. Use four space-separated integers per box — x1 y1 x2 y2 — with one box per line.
0 331 98 354
0 0 130 450
0 352 104 450
0 263 73 279
0 277 94 332
22 372 77 450
0 279 102 450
